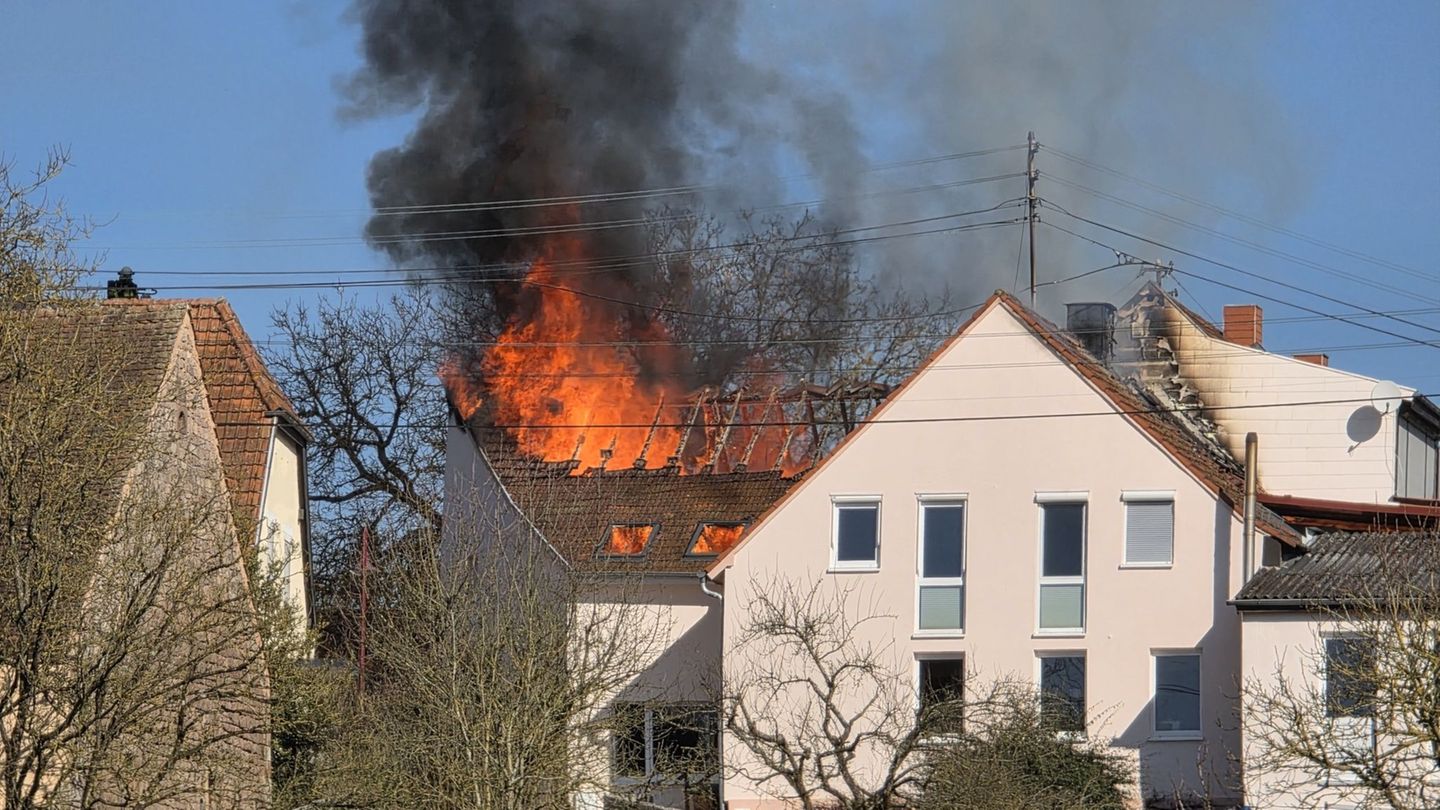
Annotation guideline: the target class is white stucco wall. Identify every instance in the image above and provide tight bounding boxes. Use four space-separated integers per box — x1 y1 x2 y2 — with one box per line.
259 431 307 625
443 423 723 807
1161 306 1413 505
717 302 1250 808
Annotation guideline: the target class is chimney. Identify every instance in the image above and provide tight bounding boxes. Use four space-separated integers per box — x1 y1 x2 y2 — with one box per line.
106 267 139 300
1065 302 1117 363
1293 353 1329 367
105 266 154 300
1223 304 1263 347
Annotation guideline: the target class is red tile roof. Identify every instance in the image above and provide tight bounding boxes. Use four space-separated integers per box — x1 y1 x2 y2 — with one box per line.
105 299 303 529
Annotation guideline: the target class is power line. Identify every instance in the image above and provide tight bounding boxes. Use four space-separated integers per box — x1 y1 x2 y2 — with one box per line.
1040 207 1440 348
1041 170 1440 303
1042 144 1438 284
91 144 1028 223
206 391 1439 432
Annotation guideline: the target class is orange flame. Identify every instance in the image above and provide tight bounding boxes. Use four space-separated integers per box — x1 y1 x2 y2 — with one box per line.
605 524 654 555
689 523 746 556
442 247 812 476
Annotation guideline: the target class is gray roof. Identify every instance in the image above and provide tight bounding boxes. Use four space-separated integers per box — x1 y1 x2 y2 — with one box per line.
1234 531 1440 608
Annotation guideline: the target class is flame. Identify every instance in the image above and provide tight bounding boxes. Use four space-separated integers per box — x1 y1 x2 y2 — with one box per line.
690 523 746 556
442 246 813 476
605 524 654 555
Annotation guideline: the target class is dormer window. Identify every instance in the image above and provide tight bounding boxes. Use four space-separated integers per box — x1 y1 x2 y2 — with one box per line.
687 522 747 557
1397 401 1439 501
601 524 656 557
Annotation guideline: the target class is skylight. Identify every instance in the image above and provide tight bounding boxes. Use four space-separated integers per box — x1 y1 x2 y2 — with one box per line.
602 524 656 557
687 522 746 557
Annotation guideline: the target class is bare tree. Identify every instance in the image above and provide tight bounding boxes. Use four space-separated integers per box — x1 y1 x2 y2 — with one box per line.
0 157 272 807
1245 534 1440 810
268 287 449 648
311 502 667 810
722 577 943 809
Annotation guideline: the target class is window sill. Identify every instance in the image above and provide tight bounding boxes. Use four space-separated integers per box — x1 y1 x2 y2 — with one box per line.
827 565 880 574
913 630 965 639
1119 562 1173 570
1149 733 1204 742
1033 630 1085 639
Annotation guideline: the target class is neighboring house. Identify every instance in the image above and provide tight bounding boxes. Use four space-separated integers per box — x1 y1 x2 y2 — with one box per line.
443 420 803 809
3 300 278 806
444 281 1438 809
1235 530 1440 809
184 299 313 629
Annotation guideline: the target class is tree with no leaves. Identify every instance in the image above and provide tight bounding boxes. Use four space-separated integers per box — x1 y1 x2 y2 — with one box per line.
724 576 1132 810
310 497 669 810
0 154 274 807
1244 532 1440 810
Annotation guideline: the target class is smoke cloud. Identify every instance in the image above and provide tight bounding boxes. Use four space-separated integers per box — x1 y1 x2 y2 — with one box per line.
343 0 1301 318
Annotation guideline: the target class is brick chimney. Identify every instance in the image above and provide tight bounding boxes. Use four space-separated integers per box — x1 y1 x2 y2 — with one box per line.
1293 353 1329 367
1223 304 1263 347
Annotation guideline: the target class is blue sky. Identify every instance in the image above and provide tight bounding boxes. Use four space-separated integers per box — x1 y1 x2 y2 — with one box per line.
1 1 1437 389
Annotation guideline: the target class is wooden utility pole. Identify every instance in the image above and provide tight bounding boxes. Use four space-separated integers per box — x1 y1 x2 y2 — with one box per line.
1027 131 1039 308
358 523 370 698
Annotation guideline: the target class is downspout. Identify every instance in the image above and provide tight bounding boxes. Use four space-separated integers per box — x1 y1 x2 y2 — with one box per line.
1243 432 1258 582
698 571 723 601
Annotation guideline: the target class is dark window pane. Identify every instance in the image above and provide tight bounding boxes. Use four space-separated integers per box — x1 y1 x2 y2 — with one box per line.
922 505 965 578
919 658 965 734
1042 503 1085 577
1326 638 1376 718
1040 656 1086 732
653 707 718 777
1155 655 1201 733
836 505 878 563
614 705 648 778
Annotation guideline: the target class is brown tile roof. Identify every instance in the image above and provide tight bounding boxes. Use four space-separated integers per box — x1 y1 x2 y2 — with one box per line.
104 299 302 529
1234 531 1440 607
468 426 799 574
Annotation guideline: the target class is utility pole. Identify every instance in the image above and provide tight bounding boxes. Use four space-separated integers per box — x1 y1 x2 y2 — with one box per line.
358 523 370 699
1027 131 1039 309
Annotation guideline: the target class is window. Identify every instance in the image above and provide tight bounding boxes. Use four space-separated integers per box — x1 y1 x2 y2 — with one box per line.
1154 653 1201 736
687 522 746 556
1123 494 1174 566
601 524 656 557
1397 402 1440 501
1039 654 1086 733
832 499 880 570
613 703 719 782
917 501 965 632
1326 637 1376 718
1038 501 1086 632
918 657 965 733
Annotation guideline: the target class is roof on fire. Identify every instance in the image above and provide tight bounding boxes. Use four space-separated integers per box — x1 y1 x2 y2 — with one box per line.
466 427 799 574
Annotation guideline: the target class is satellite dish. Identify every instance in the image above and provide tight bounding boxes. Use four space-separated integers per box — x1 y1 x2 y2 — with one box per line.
1370 380 1403 414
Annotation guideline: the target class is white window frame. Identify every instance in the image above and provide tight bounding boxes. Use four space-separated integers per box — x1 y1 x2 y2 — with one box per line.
1034 650 1087 738
914 494 967 637
830 496 882 572
611 703 721 788
1035 493 1087 636
914 652 967 738
1151 648 1202 741
1120 490 1175 569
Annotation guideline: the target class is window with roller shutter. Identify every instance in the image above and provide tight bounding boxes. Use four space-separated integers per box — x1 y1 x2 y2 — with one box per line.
915 499 965 634
1123 494 1174 567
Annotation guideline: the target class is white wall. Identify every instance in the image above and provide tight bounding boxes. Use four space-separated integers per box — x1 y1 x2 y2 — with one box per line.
1161 306 1412 505
259 430 307 626
718 302 1249 808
